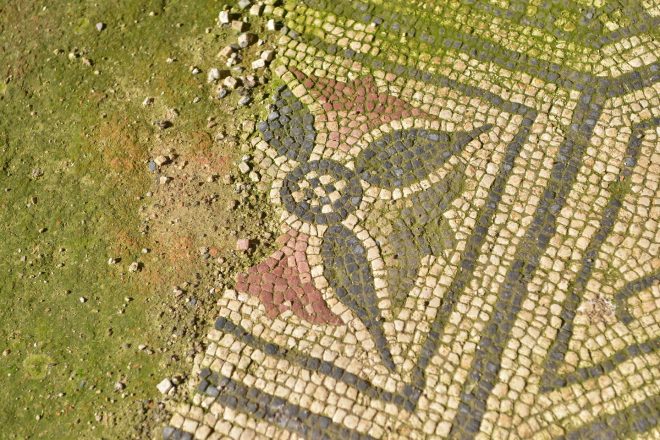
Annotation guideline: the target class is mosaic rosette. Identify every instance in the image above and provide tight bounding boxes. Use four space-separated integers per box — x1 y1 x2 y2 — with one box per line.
166 1 660 439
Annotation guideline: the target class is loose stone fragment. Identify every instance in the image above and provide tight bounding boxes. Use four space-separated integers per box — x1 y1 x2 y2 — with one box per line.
248 4 262 16
218 10 230 25
260 50 275 62
237 32 256 48
235 239 250 251
223 76 239 89
238 162 250 174
218 45 235 58
243 75 257 89
266 19 278 31
154 120 172 130
157 378 173 394
207 67 221 82
251 59 266 69
153 155 170 166
231 20 247 32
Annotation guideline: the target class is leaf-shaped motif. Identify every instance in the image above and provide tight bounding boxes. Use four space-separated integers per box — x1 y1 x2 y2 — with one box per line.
385 166 466 310
257 86 316 163
355 125 492 189
321 224 395 372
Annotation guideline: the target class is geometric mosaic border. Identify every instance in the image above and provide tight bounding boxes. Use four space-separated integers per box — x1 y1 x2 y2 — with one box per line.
166 1 660 438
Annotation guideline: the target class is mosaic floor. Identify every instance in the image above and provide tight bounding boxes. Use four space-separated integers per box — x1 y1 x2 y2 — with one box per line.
165 0 660 438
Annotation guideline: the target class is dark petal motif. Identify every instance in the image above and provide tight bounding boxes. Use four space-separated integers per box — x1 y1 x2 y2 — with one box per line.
280 159 363 225
257 86 316 163
355 124 492 189
321 224 395 372
385 166 466 310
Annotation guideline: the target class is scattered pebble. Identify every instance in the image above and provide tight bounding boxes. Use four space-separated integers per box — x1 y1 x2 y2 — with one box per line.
238 32 256 48
226 54 240 67
128 261 142 272
154 120 173 130
223 76 239 89
261 50 275 62
238 95 252 106
249 4 263 16
207 67 221 83
191 66 201 75
251 59 266 69
153 155 170 167
243 75 257 89
218 10 230 25
238 162 251 174
266 19 280 31
159 176 172 185
236 238 251 251
218 45 235 58
108 258 120 265
231 20 248 32
142 97 154 106
165 108 179 120
157 378 174 395
95 22 106 32
237 0 252 10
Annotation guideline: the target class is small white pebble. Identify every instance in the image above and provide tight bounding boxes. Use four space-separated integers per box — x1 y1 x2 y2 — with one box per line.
156 378 173 394
207 67 221 83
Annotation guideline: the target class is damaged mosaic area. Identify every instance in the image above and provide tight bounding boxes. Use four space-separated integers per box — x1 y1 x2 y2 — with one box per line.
165 0 660 438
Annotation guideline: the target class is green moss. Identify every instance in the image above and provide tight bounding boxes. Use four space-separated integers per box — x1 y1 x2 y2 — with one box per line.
0 1 234 438
22 354 55 381
608 178 633 201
